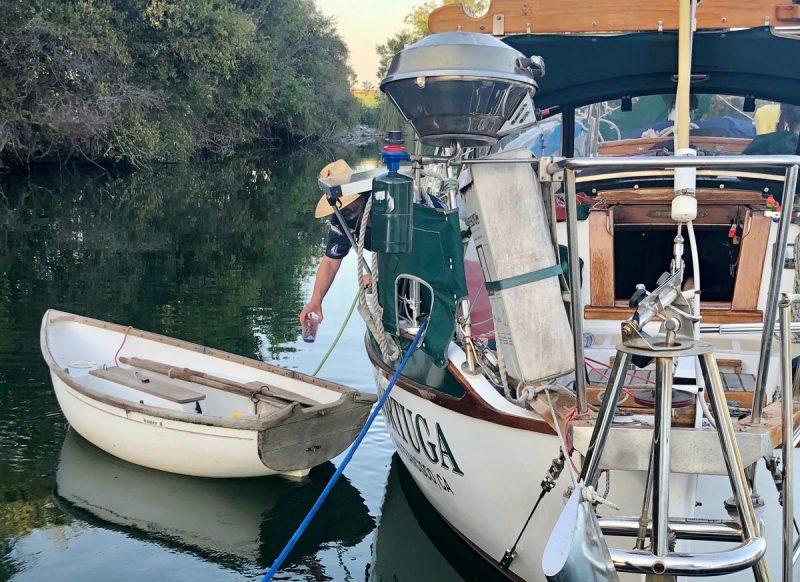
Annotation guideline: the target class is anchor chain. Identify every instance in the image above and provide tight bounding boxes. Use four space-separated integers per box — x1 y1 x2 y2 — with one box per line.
500 453 565 570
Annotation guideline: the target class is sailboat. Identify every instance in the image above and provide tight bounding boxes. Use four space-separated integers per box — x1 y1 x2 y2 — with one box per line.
334 1 800 579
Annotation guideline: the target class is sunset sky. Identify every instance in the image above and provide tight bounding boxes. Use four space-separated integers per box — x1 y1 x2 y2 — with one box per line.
316 0 422 85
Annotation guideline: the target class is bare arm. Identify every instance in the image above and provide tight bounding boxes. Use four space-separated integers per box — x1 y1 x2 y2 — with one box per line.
299 256 342 324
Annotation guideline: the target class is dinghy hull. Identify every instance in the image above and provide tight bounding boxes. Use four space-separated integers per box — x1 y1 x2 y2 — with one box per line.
41 310 376 478
51 373 279 478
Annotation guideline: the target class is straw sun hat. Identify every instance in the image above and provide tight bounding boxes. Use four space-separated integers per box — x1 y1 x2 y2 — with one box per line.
314 159 362 219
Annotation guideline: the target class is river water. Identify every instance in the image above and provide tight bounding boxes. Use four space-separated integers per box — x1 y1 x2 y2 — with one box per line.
0 147 479 581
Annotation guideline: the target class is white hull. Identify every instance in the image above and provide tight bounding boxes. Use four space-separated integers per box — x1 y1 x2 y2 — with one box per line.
376 371 698 581
42 310 376 478
51 373 277 478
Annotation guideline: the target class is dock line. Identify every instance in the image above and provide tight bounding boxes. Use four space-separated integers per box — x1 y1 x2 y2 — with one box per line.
262 320 428 581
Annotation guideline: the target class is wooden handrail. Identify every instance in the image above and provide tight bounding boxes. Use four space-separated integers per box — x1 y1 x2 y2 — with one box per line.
428 0 800 35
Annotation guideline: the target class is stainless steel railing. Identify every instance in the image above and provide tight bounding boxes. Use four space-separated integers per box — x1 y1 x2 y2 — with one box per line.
779 293 800 582
550 155 800 416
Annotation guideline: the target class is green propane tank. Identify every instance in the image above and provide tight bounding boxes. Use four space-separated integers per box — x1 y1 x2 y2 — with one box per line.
371 131 413 253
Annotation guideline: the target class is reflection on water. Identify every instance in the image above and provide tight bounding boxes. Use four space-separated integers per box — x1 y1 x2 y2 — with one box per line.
0 147 470 581
370 456 506 582
54 430 374 573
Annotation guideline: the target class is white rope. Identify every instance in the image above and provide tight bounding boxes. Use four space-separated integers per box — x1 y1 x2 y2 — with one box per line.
356 196 400 362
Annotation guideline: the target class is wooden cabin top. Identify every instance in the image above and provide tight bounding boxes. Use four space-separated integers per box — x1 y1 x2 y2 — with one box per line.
428 0 800 35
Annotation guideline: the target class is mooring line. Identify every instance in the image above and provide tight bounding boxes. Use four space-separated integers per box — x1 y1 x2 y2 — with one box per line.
261 321 427 581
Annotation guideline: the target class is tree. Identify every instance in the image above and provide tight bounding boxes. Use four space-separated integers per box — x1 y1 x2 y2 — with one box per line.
0 0 359 168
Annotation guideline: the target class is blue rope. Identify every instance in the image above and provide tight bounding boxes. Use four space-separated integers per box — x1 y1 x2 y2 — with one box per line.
261 322 427 581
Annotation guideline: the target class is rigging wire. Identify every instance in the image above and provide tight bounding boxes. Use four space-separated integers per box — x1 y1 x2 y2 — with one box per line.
499 387 578 570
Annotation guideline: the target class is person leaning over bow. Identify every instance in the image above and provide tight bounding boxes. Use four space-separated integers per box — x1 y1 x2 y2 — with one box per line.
299 160 371 327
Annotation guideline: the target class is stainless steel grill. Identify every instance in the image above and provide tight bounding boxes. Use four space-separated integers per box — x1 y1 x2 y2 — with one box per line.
380 32 541 147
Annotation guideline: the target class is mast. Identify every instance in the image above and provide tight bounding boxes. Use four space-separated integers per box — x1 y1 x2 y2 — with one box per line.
674 0 693 152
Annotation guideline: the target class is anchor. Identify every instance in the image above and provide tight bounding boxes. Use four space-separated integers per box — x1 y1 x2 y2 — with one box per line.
544 268 769 582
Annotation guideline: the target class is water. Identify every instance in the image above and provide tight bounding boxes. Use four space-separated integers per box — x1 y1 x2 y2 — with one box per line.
0 148 470 581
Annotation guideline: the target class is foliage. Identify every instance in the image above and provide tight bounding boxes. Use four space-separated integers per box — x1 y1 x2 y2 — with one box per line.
0 0 359 168
0 147 380 576
359 100 383 128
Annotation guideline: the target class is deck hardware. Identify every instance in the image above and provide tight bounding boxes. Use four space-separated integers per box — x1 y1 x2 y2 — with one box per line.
570 260 769 579
492 13 505 35
753 166 799 425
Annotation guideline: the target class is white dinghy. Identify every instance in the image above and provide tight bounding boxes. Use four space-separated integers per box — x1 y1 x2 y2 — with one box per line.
41 310 377 478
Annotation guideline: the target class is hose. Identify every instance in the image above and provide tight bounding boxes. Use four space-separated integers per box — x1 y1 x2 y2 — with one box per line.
312 290 360 377
262 321 427 581
686 221 716 428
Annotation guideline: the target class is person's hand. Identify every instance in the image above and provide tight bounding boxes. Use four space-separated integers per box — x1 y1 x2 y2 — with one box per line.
299 301 323 325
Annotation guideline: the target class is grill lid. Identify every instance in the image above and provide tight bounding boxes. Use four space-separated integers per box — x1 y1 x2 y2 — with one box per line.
380 32 543 147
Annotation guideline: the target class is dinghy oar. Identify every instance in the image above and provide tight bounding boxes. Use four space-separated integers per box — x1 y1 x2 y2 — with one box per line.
261 321 426 582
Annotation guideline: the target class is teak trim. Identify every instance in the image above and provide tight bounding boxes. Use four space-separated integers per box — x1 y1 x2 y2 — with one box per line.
428 0 800 35
732 214 772 311
589 209 615 307
597 136 751 157
584 305 763 323
586 201 770 320
597 189 764 206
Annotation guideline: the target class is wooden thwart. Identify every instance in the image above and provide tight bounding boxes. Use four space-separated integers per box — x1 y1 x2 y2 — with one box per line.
90 366 206 404
428 0 800 35
119 357 322 407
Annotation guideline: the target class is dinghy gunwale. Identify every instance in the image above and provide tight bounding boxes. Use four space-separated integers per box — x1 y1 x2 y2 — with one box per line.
41 309 377 432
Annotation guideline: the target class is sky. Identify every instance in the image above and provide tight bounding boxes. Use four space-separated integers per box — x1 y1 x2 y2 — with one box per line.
315 0 423 86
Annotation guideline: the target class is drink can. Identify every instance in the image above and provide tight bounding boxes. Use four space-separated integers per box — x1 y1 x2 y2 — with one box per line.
302 312 320 343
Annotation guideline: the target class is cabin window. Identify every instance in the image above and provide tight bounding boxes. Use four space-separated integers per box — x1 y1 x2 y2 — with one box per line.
586 199 772 323
613 226 737 302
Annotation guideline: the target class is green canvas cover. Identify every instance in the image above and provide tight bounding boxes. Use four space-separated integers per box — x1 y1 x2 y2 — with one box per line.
378 204 468 367
503 28 800 110
743 131 800 156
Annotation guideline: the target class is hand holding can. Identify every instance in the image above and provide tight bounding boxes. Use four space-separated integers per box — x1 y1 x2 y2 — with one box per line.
302 312 320 343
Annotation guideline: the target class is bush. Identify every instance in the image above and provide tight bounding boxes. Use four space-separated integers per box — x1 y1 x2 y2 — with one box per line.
0 0 359 168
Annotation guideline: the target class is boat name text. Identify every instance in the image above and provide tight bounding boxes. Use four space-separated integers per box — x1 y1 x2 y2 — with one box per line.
381 395 464 477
